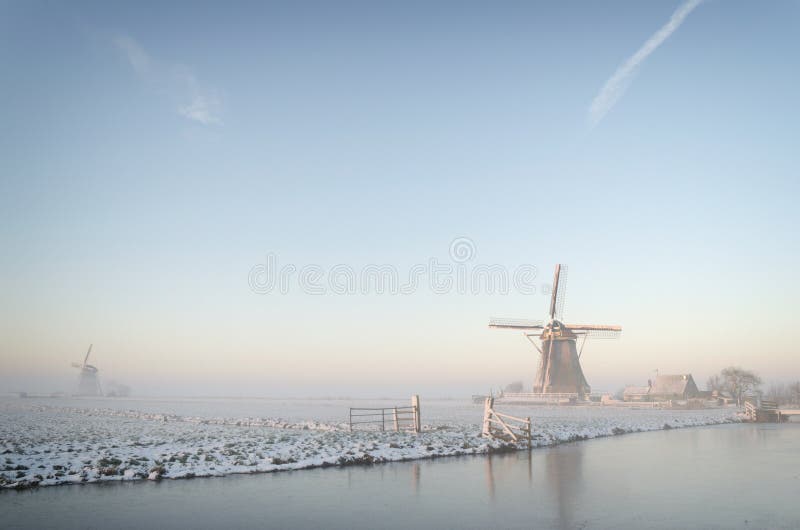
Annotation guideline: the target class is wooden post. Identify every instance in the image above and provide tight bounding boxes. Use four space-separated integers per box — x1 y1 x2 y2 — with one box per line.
482 397 494 437
411 395 421 433
381 409 385 431
393 407 399 432
526 416 532 447
349 408 353 432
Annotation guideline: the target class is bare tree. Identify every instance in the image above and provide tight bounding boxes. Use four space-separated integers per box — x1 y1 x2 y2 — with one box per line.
720 367 762 406
765 382 788 405
765 381 800 406
706 374 724 392
789 381 800 405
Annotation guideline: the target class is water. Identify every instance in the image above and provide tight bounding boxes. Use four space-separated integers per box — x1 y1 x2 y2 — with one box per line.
3 423 798 530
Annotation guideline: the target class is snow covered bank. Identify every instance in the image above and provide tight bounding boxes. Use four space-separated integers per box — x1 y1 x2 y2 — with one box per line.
0 399 740 490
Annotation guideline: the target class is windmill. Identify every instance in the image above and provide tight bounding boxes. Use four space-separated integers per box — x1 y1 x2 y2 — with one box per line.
489 265 621 397
71 344 102 397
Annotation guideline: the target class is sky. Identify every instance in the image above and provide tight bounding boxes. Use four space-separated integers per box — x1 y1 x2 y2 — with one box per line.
1 0 798 397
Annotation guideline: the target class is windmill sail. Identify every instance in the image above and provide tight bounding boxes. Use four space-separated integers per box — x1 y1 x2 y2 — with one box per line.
488 318 545 330
83 344 93 366
551 264 568 321
548 265 561 319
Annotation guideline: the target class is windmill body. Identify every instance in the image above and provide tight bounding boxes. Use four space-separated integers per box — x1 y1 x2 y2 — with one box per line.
72 344 102 397
490 265 621 397
535 323 589 394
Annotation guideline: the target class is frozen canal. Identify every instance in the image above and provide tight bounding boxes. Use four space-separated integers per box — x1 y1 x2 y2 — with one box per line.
3 423 798 529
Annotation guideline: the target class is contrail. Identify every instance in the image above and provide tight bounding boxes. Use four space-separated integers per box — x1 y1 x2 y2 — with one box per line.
588 0 703 128
113 33 221 125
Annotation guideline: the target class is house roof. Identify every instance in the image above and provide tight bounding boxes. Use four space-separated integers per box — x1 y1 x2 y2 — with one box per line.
623 386 651 396
650 374 695 396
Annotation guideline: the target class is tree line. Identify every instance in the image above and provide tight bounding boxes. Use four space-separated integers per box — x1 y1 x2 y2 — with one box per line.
706 366 800 406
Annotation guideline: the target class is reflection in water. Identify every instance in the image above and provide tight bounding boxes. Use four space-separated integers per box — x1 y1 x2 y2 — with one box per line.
481 448 582 528
527 449 533 483
483 451 530 503
545 447 584 530
411 463 420 496
485 455 495 501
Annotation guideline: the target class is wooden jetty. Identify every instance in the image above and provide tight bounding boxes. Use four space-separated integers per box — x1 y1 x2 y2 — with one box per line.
744 400 800 423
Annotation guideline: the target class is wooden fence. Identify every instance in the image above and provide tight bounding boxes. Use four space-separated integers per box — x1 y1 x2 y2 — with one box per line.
349 395 421 433
481 397 532 446
498 392 579 404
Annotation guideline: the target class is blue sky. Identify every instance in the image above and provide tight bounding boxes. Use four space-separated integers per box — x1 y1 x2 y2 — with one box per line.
1 1 798 396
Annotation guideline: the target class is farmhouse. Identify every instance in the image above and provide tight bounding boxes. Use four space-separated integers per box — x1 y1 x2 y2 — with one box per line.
648 374 699 401
622 386 651 402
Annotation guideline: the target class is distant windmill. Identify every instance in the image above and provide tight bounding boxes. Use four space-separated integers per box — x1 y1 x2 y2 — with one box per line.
71 344 102 397
489 265 621 397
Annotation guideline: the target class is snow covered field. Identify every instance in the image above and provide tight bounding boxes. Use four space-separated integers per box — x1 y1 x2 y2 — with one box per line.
0 397 741 490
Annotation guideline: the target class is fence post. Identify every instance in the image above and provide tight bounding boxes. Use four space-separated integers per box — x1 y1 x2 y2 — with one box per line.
526 416 531 447
482 397 494 437
393 407 399 432
411 395 421 433
349 408 353 432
